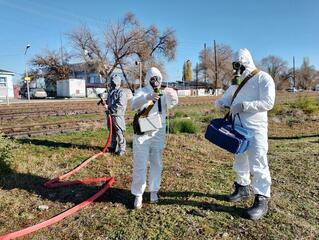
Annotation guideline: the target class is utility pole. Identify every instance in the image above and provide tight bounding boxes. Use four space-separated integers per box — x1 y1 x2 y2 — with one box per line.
6 77 9 105
214 40 218 89
60 33 64 65
196 62 199 96
204 43 207 83
24 44 31 102
293 56 296 90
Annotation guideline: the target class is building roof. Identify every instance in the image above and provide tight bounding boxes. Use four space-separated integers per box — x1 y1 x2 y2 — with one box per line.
70 62 100 73
0 69 14 75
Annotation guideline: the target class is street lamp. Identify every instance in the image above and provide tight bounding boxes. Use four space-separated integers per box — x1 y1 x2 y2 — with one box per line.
6 74 10 105
135 61 142 88
24 44 31 101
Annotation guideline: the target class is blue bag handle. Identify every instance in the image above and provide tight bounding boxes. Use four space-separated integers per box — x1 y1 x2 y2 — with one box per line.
231 113 244 129
222 112 243 128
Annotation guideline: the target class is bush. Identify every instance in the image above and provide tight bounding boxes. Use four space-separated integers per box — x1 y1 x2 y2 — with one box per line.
173 111 187 118
292 97 319 114
188 111 201 119
199 115 213 123
168 118 199 134
269 104 285 116
0 134 16 173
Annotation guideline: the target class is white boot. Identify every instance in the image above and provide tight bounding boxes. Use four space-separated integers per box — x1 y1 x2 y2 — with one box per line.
134 196 143 209
150 192 159 203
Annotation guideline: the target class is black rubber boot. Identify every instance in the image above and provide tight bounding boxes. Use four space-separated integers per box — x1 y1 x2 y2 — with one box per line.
107 147 116 153
115 150 125 156
226 182 250 202
246 194 269 220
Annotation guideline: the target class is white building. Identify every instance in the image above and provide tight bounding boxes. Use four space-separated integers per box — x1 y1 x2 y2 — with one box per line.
0 69 14 98
56 79 86 98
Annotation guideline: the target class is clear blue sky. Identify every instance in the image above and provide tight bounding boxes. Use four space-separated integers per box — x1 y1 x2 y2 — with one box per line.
0 0 318 83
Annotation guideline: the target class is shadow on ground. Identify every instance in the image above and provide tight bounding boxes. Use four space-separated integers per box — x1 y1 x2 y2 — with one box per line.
269 134 319 140
0 170 248 218
160 191 248 218
17 138 134 152
17 138 102 151
0 169 133 209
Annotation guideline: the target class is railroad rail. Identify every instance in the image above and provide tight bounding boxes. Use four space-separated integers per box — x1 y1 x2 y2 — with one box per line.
1 93 317 138
1 118 105 138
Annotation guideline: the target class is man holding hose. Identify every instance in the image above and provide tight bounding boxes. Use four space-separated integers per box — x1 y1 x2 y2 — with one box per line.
101 74 127 156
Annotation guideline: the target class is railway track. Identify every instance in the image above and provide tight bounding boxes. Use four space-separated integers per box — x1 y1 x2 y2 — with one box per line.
0 108 100 121
2 118 106 138
1 93 317 138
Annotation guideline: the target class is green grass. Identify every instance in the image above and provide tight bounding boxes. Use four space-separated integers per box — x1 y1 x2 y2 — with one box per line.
169 118 199 134
173 111 188 118
270 96 319 116
0 101 319 239
0 134 16 174
292 96 319 114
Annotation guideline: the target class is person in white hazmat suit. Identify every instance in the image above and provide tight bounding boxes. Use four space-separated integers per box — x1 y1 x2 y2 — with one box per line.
104 74 127 156
215 48 275 220
131 67 178 209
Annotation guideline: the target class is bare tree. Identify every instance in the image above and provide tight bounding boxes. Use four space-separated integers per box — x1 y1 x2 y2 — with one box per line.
68 25 111 79
296 57 318 90
124 58 167 87
198 43 233 88
69 13 177 91
106 14 176 85
260 55 288 90
30 49 71 82
29 49 72 96
183 60 192 81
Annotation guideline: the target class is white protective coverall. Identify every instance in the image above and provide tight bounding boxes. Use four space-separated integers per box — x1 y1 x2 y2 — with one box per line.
131 67 178 197
215 48 276 197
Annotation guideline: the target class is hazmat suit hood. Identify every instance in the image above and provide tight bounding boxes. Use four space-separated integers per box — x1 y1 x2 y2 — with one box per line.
233 48 257 78
109 74 122 89
145 67 163 89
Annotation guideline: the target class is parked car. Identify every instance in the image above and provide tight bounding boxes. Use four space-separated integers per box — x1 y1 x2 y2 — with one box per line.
20 88 47 99
287 87 297 93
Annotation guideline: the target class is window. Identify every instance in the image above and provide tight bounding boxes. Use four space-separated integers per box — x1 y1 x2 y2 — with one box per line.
0 77 7 87
89 75 95 83
88 74 100 83
94 76 100 83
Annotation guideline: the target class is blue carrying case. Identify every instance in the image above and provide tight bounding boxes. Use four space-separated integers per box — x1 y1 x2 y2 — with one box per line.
204 114 254 154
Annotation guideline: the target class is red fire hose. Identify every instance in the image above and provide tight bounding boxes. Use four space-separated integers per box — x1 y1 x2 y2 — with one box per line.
0 114 114 240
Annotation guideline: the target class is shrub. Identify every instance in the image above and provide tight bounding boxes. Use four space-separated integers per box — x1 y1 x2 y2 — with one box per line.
200 115 213 123
188 111 201 119
0 134 16 173
292 97 319 114
269 104 284 116
168 118 199 134
173 111 187 118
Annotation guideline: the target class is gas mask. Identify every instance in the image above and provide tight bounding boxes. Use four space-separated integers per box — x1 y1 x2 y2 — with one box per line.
232 62 246 75
232 62 246 85
109 81 116 90
149 76 162 95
